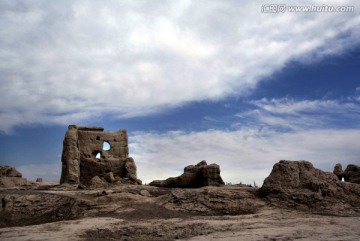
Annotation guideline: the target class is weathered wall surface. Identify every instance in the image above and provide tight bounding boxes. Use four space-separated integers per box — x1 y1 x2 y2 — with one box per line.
77 127 128 159
60 125 140 186
60 125 80 184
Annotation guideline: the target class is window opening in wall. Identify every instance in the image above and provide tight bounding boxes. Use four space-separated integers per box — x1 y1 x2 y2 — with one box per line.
103 141 110 150
96 152 101 159
342 177 345 182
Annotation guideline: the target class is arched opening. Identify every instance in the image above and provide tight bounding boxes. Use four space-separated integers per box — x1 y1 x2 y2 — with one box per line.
341 177 345 182
96 152 101 159
103 141 110 150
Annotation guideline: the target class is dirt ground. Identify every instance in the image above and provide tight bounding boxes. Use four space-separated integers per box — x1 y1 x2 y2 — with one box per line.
1 208 359 241
0 184 359 241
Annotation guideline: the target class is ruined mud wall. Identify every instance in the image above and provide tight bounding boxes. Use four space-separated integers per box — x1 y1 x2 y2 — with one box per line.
77 126 128 160
60 125 140 186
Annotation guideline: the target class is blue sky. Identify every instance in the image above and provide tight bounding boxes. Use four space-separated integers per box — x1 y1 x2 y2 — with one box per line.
1 1 360 185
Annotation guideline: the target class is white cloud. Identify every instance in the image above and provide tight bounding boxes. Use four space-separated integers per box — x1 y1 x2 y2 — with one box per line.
238 97 360 131
130 128 360 186
1 1 360 132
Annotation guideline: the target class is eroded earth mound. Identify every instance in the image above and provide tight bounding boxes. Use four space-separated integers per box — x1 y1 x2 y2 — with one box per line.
0 166 29 188
333 163 360 184
260 160 360 215
149 160 225 188
0 185 262 228
0 191 88 227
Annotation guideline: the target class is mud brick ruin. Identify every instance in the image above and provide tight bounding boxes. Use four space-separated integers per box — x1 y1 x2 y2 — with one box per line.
149 160 225 188
60 125 141 186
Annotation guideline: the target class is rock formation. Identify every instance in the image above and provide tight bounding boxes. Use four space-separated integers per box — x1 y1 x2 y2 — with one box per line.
333 163 344 180
343 164 360 184
60 125 141 186
260 160 360 215
149 160 225 188
333 163 360 184
0 166 28 188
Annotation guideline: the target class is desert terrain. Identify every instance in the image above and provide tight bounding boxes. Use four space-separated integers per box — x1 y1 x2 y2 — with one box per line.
1 182 359 241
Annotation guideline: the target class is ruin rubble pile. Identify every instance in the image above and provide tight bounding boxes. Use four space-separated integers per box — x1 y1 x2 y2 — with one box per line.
260 160 360 215
60 125 141 187
333 163 360 184
149 160 225 188
0 166 29 188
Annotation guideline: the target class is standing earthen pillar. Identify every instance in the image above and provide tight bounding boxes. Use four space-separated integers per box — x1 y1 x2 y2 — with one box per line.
60 125 80 184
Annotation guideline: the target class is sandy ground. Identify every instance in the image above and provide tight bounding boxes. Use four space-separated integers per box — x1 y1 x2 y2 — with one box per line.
1 183 360 241
1 207 359 241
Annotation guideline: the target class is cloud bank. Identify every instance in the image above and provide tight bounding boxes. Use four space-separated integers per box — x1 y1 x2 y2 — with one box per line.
239 97 360 131
1 0 360 132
